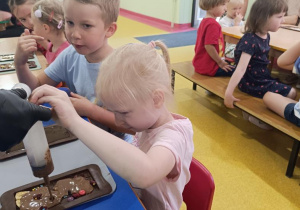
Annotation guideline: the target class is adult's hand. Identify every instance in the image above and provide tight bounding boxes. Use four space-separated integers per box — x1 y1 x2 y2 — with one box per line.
0 89 51 151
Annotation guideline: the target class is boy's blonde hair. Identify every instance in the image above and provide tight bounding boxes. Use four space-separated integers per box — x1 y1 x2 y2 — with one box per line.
96 41 172 109
245 0 287 34
8 0 38 14
228 0 244 5
199 0 228 11
73 0 120 27
32 0 65 31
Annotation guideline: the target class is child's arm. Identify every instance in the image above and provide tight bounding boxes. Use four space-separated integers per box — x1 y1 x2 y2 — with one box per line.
241 0 248 17
14 29 58 90
205 45 233 72
277 41 300 70
69 92 134 134
30 85 176 188
224 52 251 108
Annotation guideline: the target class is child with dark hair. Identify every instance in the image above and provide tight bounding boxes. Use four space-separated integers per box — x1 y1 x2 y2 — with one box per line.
224 0 296 108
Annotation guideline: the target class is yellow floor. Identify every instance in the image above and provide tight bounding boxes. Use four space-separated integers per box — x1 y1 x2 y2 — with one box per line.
111 16 300 210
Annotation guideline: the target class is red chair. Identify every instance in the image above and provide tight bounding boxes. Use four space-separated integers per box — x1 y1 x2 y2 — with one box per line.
183 158 215 210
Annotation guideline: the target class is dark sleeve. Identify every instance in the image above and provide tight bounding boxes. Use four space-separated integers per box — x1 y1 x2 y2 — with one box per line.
236 33 256 56
0 0 10 12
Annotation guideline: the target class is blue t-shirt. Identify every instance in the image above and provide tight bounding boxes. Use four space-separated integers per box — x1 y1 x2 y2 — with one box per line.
45 45 101 105
45 46 132 142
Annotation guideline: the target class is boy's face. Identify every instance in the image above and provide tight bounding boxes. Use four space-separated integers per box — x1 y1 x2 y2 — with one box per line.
227 2 243 19
209 2 227 18
14 2 34 29
63 0 114 60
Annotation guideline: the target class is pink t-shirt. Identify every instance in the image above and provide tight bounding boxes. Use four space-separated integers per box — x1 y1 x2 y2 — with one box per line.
46 41 70 64
131 113 194 210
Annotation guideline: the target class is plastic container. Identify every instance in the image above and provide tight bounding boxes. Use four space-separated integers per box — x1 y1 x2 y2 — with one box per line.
12 83 54 178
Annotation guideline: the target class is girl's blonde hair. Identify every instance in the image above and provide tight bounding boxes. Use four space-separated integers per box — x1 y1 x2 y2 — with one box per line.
8 0 38 14
199 0 228 11
96 41 172 109
32 0 65 31
72 0 120 27
245 0 287 34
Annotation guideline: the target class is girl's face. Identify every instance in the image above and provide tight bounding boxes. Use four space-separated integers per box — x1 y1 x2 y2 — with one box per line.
227 3 243 19
31 13 48 38
266 12 285 32
13 2 34 29
105 97 162 132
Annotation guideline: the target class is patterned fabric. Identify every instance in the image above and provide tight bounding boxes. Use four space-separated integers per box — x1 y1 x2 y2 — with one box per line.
234 33 291 98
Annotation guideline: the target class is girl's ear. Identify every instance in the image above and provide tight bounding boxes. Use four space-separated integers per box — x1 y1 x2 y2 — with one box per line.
43 24 51 33
153 90 165 108
105 22 117 38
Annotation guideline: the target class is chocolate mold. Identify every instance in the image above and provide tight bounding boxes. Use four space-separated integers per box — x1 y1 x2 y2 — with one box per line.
0 61 37 72
0 164 113 210
0 125 78 160
0 54 34 62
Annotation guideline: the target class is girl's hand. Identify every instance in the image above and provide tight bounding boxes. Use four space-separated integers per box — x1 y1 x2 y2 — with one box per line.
15 29 44 66
224 92 240 108
69 92 94 117
218 60 234 72
30 85 80 129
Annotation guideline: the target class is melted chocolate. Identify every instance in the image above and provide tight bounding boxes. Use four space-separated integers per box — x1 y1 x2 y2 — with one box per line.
19 176 93 210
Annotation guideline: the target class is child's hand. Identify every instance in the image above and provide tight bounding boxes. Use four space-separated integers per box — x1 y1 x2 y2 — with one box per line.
69 92 94 117
224 92 240 108
218 60 234 72
234 12 243 26
30 85 80 128
15 29 44 66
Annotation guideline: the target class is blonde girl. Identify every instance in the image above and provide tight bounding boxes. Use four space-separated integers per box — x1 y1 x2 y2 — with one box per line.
8 0 49 54
31 0 69 64
30 41 194 210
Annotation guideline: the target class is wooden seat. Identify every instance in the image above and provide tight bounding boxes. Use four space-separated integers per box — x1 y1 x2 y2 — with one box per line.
171 61 300 178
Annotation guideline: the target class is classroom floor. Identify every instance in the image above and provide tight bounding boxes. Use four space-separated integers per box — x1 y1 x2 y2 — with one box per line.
111 15 300 210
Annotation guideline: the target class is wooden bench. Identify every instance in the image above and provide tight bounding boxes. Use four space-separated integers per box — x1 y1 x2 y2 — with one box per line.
171 61 300 178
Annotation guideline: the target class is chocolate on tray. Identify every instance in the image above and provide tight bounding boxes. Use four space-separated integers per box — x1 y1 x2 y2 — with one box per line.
0 164 113 210
0 61 37 72
0 125 78 161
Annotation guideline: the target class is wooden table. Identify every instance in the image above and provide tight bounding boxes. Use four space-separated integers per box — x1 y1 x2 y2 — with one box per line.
0 37 47 89
222 26 300 68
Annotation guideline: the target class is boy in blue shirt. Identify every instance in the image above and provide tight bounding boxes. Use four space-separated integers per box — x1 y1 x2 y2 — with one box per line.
14 0 133 140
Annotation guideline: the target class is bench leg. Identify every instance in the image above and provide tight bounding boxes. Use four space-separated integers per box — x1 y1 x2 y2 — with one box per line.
193 82 197 90
286 139 300 178
171 70 175 92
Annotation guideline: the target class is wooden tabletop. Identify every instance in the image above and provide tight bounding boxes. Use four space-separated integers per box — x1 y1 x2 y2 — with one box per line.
222 26 300 52
0 37 47 89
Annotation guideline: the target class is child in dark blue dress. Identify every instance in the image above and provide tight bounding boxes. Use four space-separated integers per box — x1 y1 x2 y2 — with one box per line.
224 0 297 109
